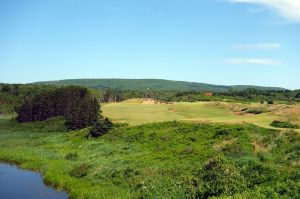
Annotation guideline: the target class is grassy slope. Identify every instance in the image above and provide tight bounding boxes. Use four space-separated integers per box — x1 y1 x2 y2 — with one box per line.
0 116 132 198
102 101 300 132
0 116 299 198
35 78 285 92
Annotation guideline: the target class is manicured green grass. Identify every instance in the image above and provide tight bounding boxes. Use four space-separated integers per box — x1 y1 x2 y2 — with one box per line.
102 101 300 131
0 115 299 198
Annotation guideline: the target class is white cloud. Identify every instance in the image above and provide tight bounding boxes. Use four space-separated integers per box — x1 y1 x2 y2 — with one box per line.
232 43 280 50
225 58 281 65
228 0 300 23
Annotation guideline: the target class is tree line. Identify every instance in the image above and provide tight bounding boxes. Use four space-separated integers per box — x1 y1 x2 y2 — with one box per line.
95 88 300 103
15 86 100 129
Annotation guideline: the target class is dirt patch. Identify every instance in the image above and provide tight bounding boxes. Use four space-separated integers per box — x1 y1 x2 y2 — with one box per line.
142 99 173 105
123 98 144 103
167 109 177 112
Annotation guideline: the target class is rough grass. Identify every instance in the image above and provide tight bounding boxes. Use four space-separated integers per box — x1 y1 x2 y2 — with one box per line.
0 115 299 198
102 101 300 132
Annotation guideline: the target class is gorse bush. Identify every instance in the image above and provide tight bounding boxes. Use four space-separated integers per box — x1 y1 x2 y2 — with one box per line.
271 120 299 129
88 118 113 138
196 158 247 198
238 159 278 188
245 109 264 114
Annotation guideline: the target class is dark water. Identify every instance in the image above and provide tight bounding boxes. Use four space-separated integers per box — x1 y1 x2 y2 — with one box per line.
0 163 68 199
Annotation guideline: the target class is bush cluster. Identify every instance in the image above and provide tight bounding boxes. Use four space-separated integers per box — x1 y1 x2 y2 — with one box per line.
271 120 299 129
70 163 90 178
88 118 113 138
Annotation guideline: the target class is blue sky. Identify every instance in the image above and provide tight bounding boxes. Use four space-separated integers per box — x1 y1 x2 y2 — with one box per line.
0 0 299 89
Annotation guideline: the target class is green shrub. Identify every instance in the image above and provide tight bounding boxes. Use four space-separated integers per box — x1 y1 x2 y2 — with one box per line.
112 122 129 128
213 128 230 138
257 151 273 162
222 143 247 158
196 158 246 198
245 109 264 114
239 160 278 188
88 118 113 138
270 121 299 129
65 152 78 161
70 163 89 178
285 130 300 143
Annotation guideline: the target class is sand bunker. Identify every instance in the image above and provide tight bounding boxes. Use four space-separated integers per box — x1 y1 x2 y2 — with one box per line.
142 99 173 105
142 99 156 104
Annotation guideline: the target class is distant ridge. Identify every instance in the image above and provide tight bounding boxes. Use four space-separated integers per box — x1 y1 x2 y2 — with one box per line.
35 79 287 92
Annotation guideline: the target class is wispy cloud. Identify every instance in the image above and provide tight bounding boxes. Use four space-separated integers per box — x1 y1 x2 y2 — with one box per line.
225 58 281 65
228 0 300 23
231 43 280 50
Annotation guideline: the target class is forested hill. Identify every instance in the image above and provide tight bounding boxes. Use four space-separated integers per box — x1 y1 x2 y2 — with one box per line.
35 79 286 92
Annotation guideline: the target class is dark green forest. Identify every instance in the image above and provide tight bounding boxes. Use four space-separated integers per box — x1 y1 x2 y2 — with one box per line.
0 84 100 129
36 78 286 92
16 86 99 130
94 88 300 103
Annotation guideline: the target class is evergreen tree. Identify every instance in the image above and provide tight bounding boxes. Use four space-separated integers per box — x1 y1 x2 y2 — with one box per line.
16 86 100 130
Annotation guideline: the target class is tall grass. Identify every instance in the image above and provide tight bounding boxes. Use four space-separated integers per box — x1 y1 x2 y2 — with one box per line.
0 115 299 198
